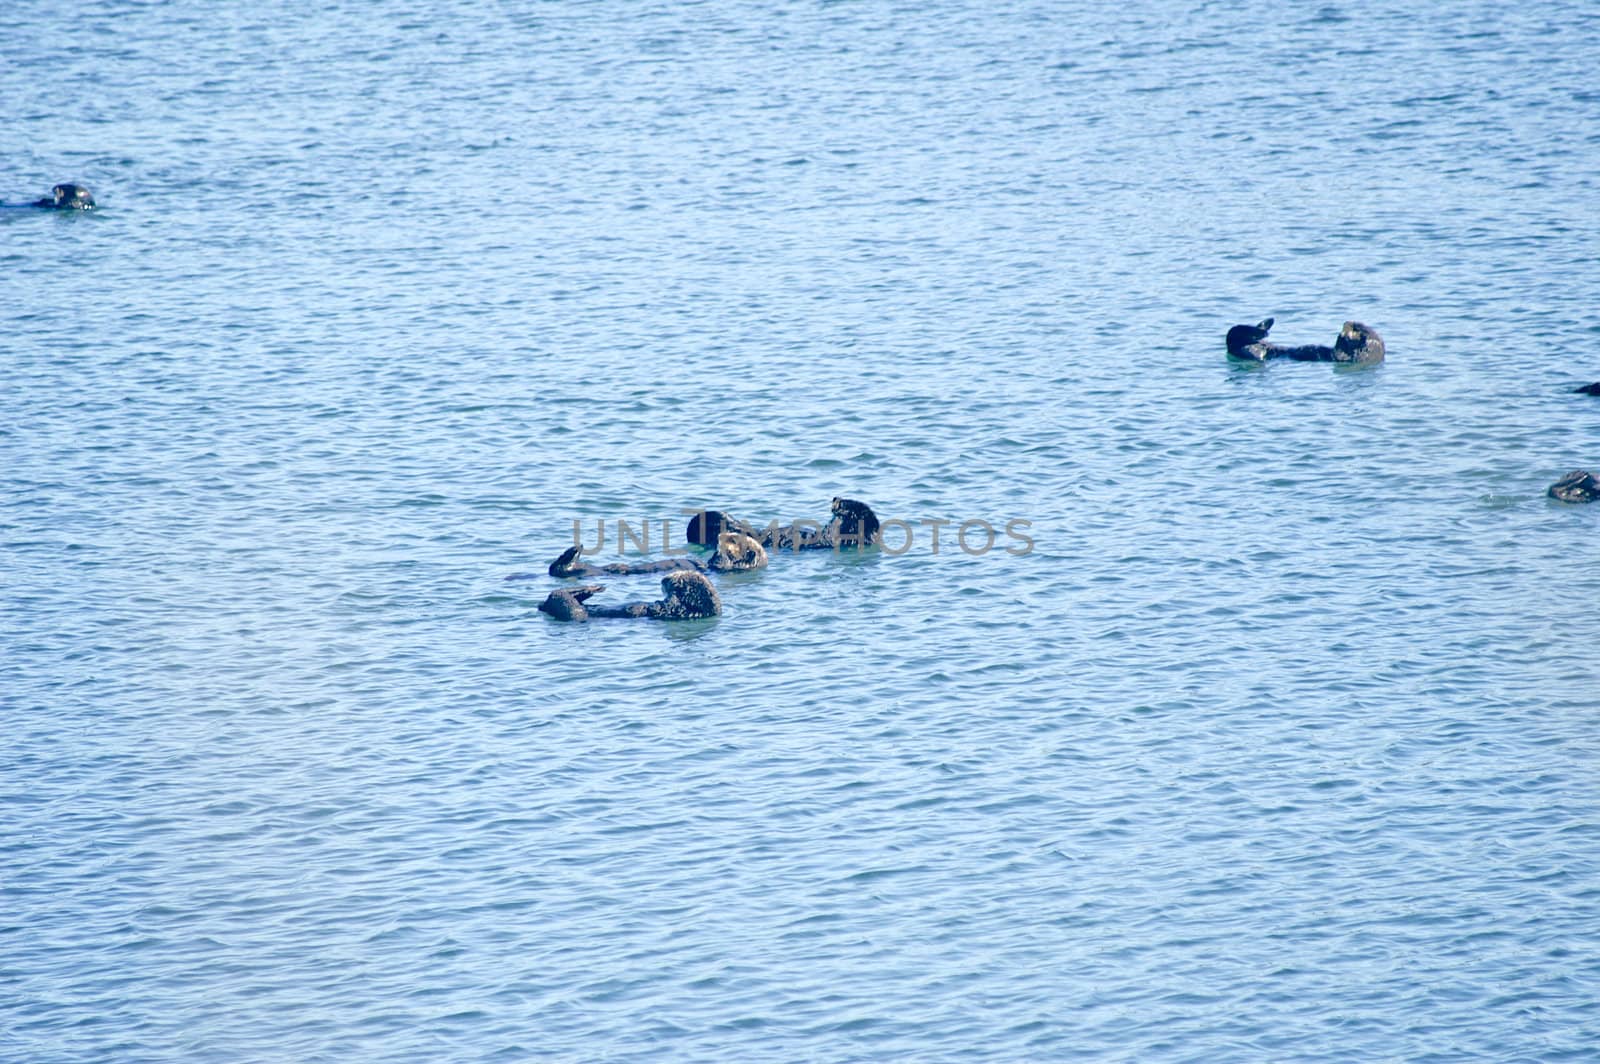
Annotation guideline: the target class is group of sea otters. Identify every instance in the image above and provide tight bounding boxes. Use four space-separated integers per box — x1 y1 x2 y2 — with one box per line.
16 184 1599 621
508 498 883 623
523 315 1597 622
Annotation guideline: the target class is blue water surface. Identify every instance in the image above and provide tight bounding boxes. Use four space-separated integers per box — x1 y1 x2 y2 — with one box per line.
5 1 1600 1060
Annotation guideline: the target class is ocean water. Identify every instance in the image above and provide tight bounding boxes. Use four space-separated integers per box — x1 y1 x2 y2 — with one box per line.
5 1 1600 1060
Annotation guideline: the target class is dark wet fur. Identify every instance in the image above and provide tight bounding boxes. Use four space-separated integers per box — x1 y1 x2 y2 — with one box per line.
1270 343 1338 361
686 509 756 546
33 183 95 210
538 571 721 622
1548 470 1600 504
1225 319 1276 359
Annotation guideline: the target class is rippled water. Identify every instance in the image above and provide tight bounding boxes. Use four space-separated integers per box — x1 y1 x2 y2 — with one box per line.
6 1 1600 1060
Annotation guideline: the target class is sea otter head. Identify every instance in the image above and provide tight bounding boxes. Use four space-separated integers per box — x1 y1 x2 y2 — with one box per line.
658 570 721 618
1548 470 1600 504
710 531 768 572
50 183 95 209
830 497 881 547
1333 321 1385 365
1225 317 1273 358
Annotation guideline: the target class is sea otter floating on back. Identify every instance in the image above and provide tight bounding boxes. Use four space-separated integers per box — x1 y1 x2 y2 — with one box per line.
1226 318 1384 365
544 530 767 579
538 570 722 622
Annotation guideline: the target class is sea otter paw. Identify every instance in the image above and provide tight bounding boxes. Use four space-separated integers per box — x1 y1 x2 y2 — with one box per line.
548 544 585 576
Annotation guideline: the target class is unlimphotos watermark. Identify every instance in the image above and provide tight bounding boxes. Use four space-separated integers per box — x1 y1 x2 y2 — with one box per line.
568 511 1034 557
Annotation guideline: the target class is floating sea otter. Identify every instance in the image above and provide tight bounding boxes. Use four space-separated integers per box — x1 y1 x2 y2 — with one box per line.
5 183 97 210
538 570 721 622
685 497 882 551
1226 318 1385 365
544 530 767 579
1548 470 1600 503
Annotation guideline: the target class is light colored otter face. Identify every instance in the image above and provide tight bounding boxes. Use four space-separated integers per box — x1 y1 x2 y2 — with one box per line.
711 531 767 571
660 571 721 617
1335 321 1384 364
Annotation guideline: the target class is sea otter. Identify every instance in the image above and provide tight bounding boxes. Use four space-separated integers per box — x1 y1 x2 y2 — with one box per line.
1573 383 1600 396
543 530 767 579
685 497 882 552
1226 318 1384 365
31 183 96 210
538 570 721 622
1548 470 1600 503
